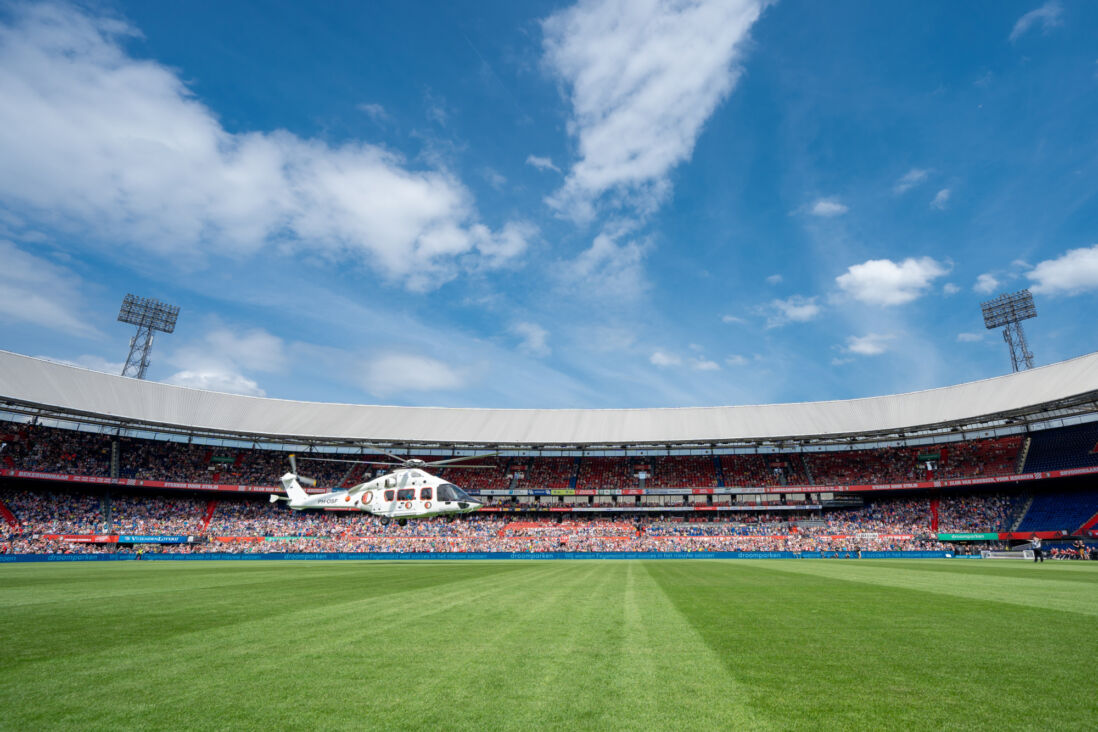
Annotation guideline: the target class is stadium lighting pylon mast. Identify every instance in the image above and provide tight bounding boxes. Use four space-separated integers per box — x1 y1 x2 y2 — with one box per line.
981 289 1037 373
117 294 180 380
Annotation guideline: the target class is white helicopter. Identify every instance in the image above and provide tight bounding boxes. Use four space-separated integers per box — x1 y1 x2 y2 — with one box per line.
270 448 492 525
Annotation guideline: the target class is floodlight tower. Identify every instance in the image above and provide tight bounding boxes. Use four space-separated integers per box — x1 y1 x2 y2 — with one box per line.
981 289 1037 372
117 294 180 380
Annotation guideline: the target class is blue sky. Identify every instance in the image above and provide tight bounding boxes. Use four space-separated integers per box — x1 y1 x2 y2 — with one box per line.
1 0 1097 408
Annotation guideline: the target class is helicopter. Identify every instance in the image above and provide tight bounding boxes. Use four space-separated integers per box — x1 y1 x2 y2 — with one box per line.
270 447 491 525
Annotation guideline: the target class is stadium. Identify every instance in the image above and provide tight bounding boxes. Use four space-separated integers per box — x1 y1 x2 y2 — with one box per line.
3 349 1098 558
2 349 1097 727
4 1 1098 729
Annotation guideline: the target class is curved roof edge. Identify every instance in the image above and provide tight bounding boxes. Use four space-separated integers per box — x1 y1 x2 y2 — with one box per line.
2 350 1098 446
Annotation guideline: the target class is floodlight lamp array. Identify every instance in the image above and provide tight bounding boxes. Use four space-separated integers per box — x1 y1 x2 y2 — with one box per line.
117 294 180 334
981 289 1036 330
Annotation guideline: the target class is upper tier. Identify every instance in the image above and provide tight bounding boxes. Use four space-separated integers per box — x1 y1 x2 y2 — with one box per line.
2 350 1098 446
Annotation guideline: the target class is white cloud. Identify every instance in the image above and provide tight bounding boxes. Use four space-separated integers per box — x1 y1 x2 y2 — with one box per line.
650 350 682 367
721 314 746 324
542 0 767 220
893 168 929 194
809 198 848 217
763 295 821 328
584 326 636 353
526 155 560 173
164 327 287 396
836 257 949 306
0 4 530 291
561 231 649 299
362 353 466 396
650 344 719 371
943 283 960 295
1027 244 1098 295
203 329 287 373
356 102 390 122
513 322 551 357
765 274 783 285
931 188 951 210
974 272 1001 294
1010 1 1063 43
956 332 985 343
845 333 894 356
0 240 99 337
482 168 507 190
725 354 749 366
165 369 265 397
470 221 537 268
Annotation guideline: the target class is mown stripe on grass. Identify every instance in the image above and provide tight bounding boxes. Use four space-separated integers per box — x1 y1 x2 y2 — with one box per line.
858 559 1098 584
0 561 527 667
756 559 1098 616
648 560 1098 731
0 561 761 731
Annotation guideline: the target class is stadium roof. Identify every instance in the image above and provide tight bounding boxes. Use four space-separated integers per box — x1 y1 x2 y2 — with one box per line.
1 350 1098 448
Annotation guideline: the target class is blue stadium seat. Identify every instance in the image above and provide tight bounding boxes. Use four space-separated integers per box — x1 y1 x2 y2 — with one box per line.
1023 422 1098 473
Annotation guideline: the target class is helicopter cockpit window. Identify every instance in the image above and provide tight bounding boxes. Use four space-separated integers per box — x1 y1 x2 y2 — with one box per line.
436 483 472 502
419 487 432 501
397 488 415 501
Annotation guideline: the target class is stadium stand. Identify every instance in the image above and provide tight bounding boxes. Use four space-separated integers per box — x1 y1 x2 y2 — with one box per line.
1023 422 1098 472
0 485 1037 554
0 420 1070 493
1014 488 1098 533
645 455 718 488
3 416 1098 557
804 438 1022 485
576 457 636 490
515 457 577 489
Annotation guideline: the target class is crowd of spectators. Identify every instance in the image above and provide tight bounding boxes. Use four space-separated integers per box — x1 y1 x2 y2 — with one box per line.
448 457 511 491
803 437 1022 486
719 455 808 487
576 457 635 491
0 487 1028 555
516 457 576 489
937 493 1014 532
3 420 1027 492
645 456 719 488
1 488 105 535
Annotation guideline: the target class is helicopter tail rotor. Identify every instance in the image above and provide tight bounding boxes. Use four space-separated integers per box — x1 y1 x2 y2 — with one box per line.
288 454 318 487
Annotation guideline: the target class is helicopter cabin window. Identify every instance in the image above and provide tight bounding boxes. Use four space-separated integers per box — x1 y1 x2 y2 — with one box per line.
397 488 415 501
436 483 471 502
419 486 432 501
384 490 395 502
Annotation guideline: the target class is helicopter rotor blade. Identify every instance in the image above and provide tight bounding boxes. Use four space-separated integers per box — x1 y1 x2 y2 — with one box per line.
360 444 411 463
423 452 501 467
295 456 404 467
430 464 497 469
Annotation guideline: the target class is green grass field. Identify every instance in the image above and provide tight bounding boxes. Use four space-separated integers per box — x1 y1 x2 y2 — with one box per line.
1 560 1095 731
